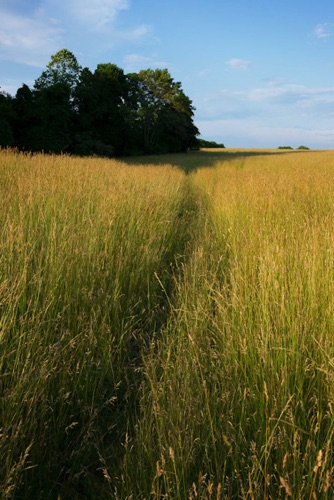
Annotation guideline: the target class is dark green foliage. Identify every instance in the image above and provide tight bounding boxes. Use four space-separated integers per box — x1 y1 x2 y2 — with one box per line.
278 145 310 151
13 83 72 153
12 84 35 149
34 48 82 95
198 138 225 148
73 64 128 156
131 68 199 154
3 49 200 156
0 90 14 146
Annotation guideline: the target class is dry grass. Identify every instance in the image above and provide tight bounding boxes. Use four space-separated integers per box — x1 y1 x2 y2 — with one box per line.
1 148 334 498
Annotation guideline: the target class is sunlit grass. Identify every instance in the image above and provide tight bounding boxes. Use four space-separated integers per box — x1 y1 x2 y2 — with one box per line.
127 152 334 499
0 149 186 497
1 148 334 498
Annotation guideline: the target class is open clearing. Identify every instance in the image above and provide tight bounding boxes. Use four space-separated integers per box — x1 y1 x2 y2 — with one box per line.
1 148 334 498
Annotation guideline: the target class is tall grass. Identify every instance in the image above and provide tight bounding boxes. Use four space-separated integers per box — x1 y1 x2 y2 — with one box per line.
1 148 334 498
0 150 186 497
125 152 334 498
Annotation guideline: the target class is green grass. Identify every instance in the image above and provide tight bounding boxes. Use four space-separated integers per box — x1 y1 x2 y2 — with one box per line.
1 148 334 498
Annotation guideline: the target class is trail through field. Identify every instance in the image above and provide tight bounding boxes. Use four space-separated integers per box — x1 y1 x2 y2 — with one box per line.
2 149 334 499
121 150 334 499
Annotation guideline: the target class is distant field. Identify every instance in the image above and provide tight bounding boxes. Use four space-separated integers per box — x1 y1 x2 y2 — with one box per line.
1 148 334 498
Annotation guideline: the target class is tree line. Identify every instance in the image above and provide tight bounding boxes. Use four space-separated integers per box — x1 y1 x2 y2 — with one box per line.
0 49 200 156
198 138 225 148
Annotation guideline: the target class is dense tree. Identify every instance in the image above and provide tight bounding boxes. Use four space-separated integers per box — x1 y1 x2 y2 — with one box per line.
0 89 14 147
13 84 36 150
32 83 72 153
34 49 82 96
131 68 199 153
198 138 225 148
73 64 129 156
5 50 82 154
12 82 72 153
2 50 200 156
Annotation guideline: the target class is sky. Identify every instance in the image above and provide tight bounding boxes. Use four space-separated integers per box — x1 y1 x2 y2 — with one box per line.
2 0 334 149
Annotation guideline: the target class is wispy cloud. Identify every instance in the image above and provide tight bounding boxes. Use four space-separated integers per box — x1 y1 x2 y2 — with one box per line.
226 58 251 70
118 25 152 42
123 53 170 71
196 117 334 148
0 0 152 68
65 0 129 29
247 84 334 110
199 82 334 118
314 23 334 39
0 7 63 66
45 0 151 41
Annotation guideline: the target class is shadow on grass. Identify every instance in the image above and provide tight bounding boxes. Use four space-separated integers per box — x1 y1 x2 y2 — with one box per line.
122 148 302 174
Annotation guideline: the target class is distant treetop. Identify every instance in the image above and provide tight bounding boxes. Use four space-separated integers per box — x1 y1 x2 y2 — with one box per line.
34 49 82 93
199 138 225 148
277 145 310 150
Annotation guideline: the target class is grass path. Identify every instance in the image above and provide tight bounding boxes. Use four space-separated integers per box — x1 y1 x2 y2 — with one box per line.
122 151 334 499
1 149 334 498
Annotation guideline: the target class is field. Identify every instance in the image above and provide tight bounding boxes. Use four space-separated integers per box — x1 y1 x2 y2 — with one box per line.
1 147 334 498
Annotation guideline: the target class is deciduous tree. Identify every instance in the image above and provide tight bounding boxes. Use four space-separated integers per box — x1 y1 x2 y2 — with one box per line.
34 49 82 95
132 68 199 153
5 49 200 156
0 89 14 147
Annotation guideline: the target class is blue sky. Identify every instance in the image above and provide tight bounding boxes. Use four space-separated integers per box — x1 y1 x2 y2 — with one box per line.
1 0 334 148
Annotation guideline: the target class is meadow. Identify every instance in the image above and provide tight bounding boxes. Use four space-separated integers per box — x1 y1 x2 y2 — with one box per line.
1 147 334 498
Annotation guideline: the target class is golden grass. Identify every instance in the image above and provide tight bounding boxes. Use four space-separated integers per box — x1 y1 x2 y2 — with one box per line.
1 148 334 498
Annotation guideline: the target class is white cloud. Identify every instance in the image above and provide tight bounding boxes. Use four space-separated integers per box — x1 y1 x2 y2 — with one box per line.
66 0 129 28
248 84 305 101
314 23 333 39
119 25 152 41
194 80 334 148
199 82 334 120
55 0 150 41
123 53 170 71
0 8 63 66
0 0 153 70
226 58 251 70
49 0 152 44
247 84 334 111
123 54 151 64
196 118 334 149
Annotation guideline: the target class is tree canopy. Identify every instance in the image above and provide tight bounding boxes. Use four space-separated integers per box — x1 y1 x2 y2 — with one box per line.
198 138 225 149
0 89 14 147
34 49 82 94
2 49 199 156
133 68 198 153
